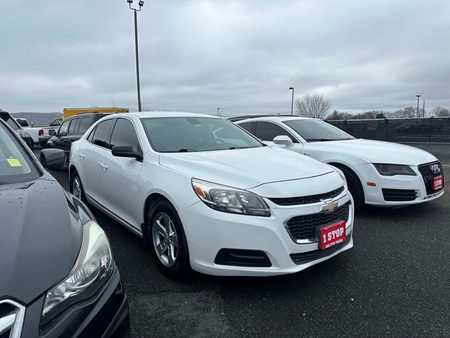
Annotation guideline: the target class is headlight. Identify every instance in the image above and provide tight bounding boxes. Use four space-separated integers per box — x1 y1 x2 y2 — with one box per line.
192 178 271 217
19 130 30 138
41 221 113 324
373 163 416 176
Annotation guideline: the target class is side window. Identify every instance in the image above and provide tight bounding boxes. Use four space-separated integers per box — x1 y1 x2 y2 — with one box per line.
91 119 115 149
78 117 91 134
68 118 79 135
110 119 140 150
58 120 70 136
238 122 256 135
255 122 297 142
87 127 96 142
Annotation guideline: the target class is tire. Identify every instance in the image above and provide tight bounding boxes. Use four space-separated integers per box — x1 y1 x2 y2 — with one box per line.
70 172 86 203
147 199 191 279
333 164 364 210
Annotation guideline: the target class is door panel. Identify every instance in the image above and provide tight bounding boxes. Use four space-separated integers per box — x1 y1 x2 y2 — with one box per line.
102 118 144 229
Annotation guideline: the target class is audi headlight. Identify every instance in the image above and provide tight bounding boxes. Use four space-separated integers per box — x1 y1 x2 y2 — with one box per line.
41 221 113 324
373 163 416 176
192 178 271 217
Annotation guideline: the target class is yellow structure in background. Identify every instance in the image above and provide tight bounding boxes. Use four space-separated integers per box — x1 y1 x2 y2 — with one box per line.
63 107 129 119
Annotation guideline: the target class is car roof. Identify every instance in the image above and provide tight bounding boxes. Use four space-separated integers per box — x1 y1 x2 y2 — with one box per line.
66 112 109 120
235 116 313 123
110 111 222 119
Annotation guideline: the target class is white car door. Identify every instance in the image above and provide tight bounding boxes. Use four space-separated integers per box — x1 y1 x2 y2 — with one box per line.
101 118 144 230
80 118 115 206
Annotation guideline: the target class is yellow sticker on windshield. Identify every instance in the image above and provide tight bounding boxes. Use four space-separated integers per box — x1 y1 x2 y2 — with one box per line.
7 158 22 167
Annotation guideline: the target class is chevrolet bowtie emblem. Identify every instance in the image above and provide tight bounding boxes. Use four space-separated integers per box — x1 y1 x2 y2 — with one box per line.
321 199 338 213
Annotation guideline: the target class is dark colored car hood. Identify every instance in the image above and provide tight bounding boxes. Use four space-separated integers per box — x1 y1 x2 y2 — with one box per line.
0 174 90 304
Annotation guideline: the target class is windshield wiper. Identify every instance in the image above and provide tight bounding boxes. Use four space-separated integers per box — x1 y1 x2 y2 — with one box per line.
177 148 193 152
227 146 261 150
307 138 336 142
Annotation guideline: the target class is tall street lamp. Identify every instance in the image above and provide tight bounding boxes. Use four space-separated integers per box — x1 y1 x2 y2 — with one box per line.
126 0 144 112
416 94 421 118
216 107 221 116
289 87 295 115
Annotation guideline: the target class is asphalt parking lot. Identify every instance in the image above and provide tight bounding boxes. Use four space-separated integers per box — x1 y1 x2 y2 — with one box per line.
40 143 450 338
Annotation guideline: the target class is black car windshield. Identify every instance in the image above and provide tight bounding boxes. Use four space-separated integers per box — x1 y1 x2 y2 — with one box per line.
141 116 263 152
283 119 355 142
0 122 40 184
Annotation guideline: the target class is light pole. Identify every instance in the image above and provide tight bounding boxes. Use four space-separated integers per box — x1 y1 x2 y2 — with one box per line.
422 100 425 118
289 87 294 115
126 0 144 112
216 107 220 116
416 94 421 118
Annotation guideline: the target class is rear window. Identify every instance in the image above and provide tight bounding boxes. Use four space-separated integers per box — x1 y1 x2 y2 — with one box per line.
0 122 40 185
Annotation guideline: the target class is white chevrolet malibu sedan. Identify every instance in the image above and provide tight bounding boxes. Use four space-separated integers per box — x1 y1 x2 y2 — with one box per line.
69 112 353 278
236 116 444 209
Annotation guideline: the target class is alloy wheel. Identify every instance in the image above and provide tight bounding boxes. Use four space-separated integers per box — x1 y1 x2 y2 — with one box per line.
152 212 179 267
72 176 82 200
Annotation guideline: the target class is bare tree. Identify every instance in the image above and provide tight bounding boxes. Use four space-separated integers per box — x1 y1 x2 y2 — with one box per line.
432 106 450 117
296 94 331 119
386 106 416 118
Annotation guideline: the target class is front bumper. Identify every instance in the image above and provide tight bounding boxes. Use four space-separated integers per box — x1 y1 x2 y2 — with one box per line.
180 192 354 276
357 163 445 206
20 267 129 337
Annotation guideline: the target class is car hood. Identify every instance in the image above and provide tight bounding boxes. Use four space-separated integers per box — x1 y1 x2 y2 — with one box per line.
305 139 437 165
0 176 85 304
159 146 334 189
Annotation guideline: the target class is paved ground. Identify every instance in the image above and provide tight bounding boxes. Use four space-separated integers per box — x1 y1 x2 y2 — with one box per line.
42 143 450 338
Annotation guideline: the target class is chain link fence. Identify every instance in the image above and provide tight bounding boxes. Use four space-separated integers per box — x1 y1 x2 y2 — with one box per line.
328 117 450 143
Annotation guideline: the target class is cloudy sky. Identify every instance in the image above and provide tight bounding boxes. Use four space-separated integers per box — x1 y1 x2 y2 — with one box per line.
1 0 449 116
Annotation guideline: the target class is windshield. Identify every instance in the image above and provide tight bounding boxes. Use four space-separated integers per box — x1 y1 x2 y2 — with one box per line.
141 116 263 152
283 119 354 142
0 122 40 184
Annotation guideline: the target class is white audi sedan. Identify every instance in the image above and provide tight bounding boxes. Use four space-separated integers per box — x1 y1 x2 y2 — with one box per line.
68 112 354 278
236 116 444 209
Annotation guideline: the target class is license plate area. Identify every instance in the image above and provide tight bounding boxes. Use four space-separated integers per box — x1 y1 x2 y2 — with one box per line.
433 175 443 191
319 220 346 250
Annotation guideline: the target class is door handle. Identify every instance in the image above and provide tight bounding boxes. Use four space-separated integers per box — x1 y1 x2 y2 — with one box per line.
100 162 108 171
79 153 86 159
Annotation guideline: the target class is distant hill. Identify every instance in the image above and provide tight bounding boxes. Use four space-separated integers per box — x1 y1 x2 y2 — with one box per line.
12 112 62 126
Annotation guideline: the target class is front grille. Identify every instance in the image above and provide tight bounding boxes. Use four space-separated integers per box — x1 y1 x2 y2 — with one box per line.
418 161 444 195
270 186 344 206
290 235 351 265
382 188 417 201
0 300 25 338
286 201 350 241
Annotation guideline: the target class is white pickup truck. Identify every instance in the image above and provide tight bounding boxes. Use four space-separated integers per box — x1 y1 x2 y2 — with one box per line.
15 118 53 148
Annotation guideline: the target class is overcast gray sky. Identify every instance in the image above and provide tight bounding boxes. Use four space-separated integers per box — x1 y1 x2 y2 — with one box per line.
1 0 449 116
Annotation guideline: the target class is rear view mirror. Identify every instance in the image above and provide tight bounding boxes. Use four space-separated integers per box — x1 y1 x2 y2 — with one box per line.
40 149 65 170
49 129 56 136
112 145 143 162
273 135 293 146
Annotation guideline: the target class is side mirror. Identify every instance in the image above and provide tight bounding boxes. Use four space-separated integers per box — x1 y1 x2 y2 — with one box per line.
273 135 293 146
40 149 65 170
49 129 56 136
112 145 143 162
